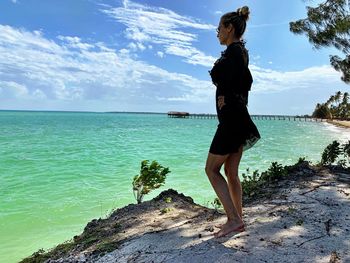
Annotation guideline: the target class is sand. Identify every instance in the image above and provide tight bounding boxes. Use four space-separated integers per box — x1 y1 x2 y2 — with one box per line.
327 120 350 129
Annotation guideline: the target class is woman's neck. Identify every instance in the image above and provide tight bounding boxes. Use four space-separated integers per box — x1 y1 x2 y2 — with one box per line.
226 38 241 46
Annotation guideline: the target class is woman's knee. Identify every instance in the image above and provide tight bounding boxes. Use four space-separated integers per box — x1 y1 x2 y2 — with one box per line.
205 164 220 176
205 165 214 179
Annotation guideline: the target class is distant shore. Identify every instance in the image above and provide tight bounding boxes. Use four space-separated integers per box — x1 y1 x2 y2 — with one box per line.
327 119 350 129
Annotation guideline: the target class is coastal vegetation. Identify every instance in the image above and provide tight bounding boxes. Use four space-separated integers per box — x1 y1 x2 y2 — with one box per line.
321 140 350 167
132 160 170 204
312 91 350 119
290 0 350 83
239 140 350 200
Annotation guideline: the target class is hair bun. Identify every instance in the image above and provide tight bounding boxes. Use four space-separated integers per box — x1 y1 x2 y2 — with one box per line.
237 6 250 21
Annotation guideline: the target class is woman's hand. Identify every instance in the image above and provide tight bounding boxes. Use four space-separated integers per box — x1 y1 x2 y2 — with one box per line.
217 96 226 110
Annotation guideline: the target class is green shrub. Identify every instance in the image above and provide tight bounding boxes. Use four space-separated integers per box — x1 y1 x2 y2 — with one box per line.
260 162 287 182
132 160 170 204
210 197 222 211
321 140 341 165
343 140 350 157
241 168 261 196
296 157 307 165
164 197 172 203
160 207 172 214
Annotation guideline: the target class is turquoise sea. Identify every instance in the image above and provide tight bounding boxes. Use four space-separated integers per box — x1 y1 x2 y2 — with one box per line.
0 111 349 263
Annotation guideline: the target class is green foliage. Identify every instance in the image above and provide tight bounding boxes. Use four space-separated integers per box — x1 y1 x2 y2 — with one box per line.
260 162 288 182
337 159 347 168
321 140 350 167
312 91 350 119
132 160 170 204
210 197 222 211
241 168 261 196
290 0 350 83
296 157 308 165
296 219 304 226
287 207 296 214
164 197 172 203
321 140 342 165
19 241 75 263
160 207 172 214
343 140 350 157
312 103 332 118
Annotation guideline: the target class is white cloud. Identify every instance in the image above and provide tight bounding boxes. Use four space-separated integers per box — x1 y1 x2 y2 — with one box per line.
0 24 213 109
127 42 137 51
137 42 146 51
11 0 17 3
57 36 94 50
250 64 345 94
0 24 347 113
32 89 47 99
0 81 28 98
100 0 216 67
157 51 164 58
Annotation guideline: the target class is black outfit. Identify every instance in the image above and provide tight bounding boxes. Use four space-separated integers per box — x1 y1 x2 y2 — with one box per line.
209 41 261 155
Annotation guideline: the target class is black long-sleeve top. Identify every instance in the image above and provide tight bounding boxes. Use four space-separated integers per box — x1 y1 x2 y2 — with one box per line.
209 41 253 124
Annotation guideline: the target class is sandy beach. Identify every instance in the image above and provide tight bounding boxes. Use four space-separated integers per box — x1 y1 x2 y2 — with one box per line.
21 162 350 263
327 119 350 129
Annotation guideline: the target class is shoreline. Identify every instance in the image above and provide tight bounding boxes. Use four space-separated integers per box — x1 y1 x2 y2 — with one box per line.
326 119 350 129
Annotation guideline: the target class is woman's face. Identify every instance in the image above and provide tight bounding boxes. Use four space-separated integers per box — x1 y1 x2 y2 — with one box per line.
216 19 233 45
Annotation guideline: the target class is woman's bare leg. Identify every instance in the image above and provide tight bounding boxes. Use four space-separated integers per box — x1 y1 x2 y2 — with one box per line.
225 145 243 218
215 145 244 229
205 152 244 238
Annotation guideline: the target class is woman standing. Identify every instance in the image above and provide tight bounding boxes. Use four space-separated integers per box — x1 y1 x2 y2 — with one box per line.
205 6 261 238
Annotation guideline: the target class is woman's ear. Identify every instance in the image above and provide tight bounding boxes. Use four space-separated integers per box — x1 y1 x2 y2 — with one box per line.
228 24 234 34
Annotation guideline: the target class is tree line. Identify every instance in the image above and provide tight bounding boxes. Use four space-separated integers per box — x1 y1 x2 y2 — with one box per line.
312 91 350 119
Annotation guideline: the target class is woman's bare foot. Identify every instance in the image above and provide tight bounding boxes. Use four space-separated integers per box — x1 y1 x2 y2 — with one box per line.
215 223 245 230
213 220 245 238
215 216 243 229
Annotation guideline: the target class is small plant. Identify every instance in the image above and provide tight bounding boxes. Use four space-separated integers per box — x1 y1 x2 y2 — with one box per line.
160 207 172 214
343 140 350 158
132 160 170 204
241 168 261 196
337 159 347 168
321 141 341 165
321 140 350 167
260 162 287 182
287 207 296 214
210 197 222 211
296 157 308 165
164 197 172 203
296 219 304 226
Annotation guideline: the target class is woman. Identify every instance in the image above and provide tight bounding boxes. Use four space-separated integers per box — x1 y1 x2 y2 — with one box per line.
205 6 261 238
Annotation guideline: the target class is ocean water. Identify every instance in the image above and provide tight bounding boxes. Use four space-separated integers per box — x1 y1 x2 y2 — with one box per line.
0 111 349 263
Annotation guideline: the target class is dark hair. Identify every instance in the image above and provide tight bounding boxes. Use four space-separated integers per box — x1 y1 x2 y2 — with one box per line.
221 6 250 39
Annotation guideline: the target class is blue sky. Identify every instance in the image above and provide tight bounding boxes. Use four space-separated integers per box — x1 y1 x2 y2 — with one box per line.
0 0 348 114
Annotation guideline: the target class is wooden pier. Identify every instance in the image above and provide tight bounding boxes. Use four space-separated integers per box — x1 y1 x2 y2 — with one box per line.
167 112 326 122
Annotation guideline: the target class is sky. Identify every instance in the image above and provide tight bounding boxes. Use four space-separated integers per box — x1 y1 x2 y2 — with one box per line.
0 0 348 115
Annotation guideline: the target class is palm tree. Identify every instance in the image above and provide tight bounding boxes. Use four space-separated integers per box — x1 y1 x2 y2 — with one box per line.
326 95 335 106
334 91 342 105
340 92 350 119
312 103 332 119
343 92 349 103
